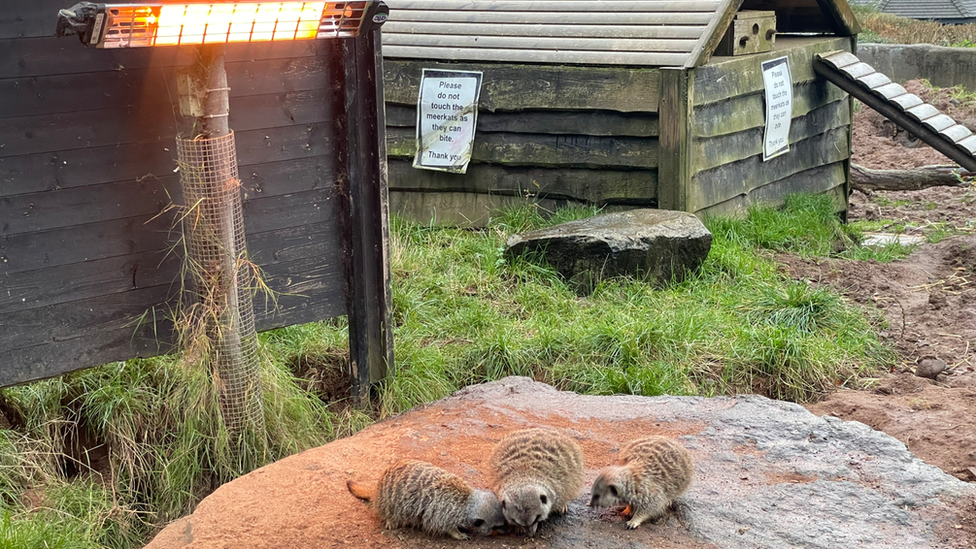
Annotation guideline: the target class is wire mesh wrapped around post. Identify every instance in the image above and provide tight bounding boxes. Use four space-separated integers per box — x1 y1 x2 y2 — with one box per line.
175 131 265 437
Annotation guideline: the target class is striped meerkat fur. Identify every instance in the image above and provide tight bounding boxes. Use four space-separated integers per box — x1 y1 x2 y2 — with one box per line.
488 428 586 535
347 459 505 539
590 435 693 529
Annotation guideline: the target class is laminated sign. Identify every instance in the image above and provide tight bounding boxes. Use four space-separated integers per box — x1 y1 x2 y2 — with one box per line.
413 69 483 173
761 56 793 161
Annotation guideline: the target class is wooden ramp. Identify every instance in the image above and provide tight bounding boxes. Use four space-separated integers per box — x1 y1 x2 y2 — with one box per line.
814 51 976 172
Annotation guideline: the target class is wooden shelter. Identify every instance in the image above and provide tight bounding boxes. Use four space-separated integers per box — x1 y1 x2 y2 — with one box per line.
380 0 861 224
0 1 392 396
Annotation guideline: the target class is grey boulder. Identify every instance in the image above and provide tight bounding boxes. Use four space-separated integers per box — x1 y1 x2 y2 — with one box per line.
505 209 712 288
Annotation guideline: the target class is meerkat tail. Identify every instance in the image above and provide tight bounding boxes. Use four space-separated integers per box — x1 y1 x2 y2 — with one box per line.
346 480 373 501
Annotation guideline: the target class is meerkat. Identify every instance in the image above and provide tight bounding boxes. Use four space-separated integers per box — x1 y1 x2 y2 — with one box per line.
589 435 693 529
488 428 586 535
346 459 505 540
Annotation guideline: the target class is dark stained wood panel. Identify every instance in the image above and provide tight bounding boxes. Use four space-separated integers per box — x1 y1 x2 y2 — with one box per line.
1 56 335 119
0 13 359 387
0 34 334 79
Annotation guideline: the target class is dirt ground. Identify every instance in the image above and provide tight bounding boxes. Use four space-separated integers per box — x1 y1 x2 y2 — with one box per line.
798 80 976 487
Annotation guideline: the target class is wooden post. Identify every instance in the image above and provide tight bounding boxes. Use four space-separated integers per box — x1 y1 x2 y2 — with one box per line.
658 68 694 212
340 5 394 402
177 45 265 437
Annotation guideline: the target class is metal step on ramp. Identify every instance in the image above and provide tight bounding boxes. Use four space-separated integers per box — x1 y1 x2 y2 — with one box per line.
814 51 976 173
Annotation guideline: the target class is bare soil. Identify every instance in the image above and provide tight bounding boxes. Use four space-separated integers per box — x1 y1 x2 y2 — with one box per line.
799 81 976 490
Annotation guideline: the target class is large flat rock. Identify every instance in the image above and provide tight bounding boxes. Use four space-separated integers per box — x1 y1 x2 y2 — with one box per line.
505 209 712 287
146 377 974 549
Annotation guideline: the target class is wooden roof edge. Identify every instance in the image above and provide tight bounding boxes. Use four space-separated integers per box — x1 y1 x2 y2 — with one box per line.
685 0 745 68
816 0 863 36
687 0 860 67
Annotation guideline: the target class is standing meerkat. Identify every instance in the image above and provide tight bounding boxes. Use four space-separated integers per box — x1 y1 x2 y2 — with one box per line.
590 435 693 529
346 459 505 539
488 428 586 535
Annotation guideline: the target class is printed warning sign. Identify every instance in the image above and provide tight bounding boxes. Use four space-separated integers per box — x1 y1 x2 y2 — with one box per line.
413 69 483 173
762 56 793 161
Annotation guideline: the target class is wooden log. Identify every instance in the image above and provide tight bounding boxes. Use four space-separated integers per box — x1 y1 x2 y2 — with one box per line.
384 59 661 113
850 164 971 193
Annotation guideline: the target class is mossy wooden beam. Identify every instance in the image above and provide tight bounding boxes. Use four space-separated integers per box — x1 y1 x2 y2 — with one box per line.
689 127 849 211
693 36 851 106
388 160 658 205
386 128 660 169
384 60 661 113
699 163 848 216
691 98 851 173
658 68 694 211
693 80 848 138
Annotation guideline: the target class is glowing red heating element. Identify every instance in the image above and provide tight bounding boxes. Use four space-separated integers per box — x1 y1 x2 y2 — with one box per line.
83 2 368 47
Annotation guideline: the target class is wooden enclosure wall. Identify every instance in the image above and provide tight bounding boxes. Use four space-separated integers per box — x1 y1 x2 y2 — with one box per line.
383 60 661 225
680 36 855 216
0 2 347 385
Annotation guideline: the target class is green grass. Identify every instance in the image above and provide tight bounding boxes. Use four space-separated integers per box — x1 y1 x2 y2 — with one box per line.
0 193 897 547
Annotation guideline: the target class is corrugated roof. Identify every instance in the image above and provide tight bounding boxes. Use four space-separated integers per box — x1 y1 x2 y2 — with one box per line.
876 0 976 19
381 0 733 67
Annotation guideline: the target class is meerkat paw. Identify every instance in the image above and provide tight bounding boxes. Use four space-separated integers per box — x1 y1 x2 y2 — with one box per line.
448 528 469 540
626 511 654 530
556 503 569 514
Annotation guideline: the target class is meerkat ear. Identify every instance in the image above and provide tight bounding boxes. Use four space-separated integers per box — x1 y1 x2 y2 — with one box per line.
609 485 619 497
472 519 485 528
540 493 548 505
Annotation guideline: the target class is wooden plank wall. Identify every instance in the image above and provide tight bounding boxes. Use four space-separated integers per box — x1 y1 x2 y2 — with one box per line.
383 59 661 225
0 1 346 385
687 36 855 216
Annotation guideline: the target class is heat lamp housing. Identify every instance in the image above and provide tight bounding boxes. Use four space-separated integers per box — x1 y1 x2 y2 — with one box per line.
56 1 388 48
